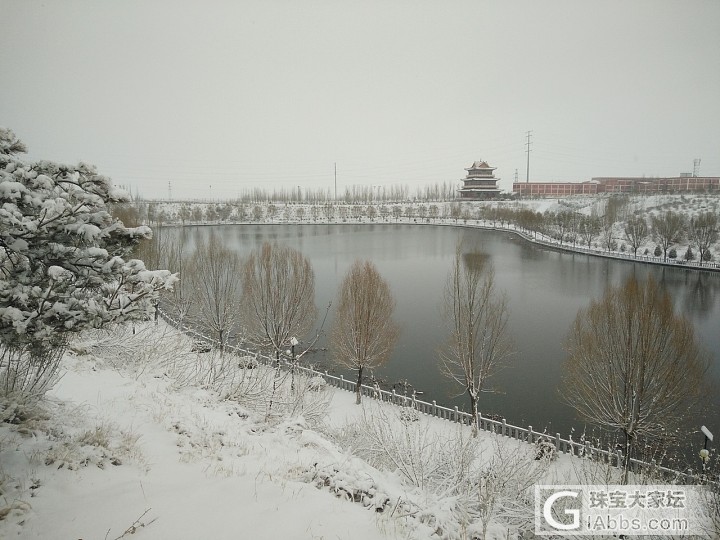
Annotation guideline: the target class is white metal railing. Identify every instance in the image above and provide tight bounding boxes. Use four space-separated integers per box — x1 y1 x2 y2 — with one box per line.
156 307 701 484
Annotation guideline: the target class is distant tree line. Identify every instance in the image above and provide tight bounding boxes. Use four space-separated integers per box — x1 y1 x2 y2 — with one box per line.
116 193 720 266
127 179 469 205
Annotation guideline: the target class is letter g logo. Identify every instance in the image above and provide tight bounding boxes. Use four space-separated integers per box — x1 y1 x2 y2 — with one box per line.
543 490 580 530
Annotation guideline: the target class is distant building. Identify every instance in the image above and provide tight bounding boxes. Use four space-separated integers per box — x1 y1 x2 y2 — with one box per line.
513 176 720 197
458 160 501 199
513 181 599 197
591 176 720 194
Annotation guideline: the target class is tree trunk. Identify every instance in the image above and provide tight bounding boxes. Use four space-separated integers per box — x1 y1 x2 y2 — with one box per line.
355 365 363 405
469 390 478 438
622 430 634 485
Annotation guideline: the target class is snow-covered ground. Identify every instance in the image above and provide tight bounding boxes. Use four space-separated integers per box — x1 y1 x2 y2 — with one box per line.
0 321 606 540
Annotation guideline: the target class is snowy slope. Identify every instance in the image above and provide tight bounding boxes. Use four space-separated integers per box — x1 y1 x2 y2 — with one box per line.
5 320 711 539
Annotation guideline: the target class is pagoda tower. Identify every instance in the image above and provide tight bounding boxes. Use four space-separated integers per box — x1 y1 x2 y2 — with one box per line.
458 160 501 199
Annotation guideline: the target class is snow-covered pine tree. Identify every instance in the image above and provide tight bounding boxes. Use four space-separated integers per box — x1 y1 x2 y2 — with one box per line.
0 127 177 408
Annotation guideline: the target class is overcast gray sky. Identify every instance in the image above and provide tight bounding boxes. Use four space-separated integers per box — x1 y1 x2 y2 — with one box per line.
1 0 719 199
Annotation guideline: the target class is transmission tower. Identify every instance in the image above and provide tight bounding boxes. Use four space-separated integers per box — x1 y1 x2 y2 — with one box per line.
168 181 172 201
525 130 533 183
693 158 701 177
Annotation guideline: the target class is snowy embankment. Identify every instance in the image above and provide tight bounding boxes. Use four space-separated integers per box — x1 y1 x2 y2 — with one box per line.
0 321 594 540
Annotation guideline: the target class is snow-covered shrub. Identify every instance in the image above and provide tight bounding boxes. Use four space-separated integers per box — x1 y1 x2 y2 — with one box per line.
326 409 549 539
79 322 199 385
278 371 333 425
335 403 478 493
669 247 678 259
224 365 331 427
654 245 662 257
534 437 557 461
237 355 259 369
684 246 695 261
470 439 551 539
42 422 141 471
307 375 327 391
398 406 420 423
0 338 67 419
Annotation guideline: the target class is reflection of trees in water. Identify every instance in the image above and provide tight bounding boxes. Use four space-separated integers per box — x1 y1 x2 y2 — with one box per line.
683 272 720 317
654 267 720 317
461 250 489 271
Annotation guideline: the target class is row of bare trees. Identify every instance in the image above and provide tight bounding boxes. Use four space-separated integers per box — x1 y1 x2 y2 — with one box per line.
139 201 454 227
140 223 712 483
484 205 719 262
440 246 712 481
331 241 713 485
133 180 465 205
143 231 399 402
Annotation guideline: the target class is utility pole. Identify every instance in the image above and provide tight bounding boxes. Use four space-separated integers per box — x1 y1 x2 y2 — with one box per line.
514 169 518 183
334 162 337 202
525 130 533 183
168 181 172 201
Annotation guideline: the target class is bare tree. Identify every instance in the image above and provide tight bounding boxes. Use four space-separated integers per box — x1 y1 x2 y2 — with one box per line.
562 276 709 483
623 215 649 256
551 210 575 245
186 233 243 349
578 215 601 248
440 248 513 436
242 242 317 360
651 210 685 261
330 260 399 404
688 211 719 263
601 215 616 251
162 236 193 324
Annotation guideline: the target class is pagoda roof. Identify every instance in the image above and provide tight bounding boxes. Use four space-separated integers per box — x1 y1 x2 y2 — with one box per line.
465 160 496 171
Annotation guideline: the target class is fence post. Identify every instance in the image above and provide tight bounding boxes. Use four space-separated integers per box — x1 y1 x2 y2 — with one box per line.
528 426 533 444
432 400 437 417
555 433 561 453
454 406 459 423
340 375 345 390
616 449 623 468
392 389 397 405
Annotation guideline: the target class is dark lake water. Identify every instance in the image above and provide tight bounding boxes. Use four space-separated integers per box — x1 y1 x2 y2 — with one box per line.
170 223 720 444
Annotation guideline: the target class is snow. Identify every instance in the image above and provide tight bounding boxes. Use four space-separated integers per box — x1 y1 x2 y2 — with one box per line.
0 334 389 539
0 181 25 200
0 321 586 539
46 266 70 280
